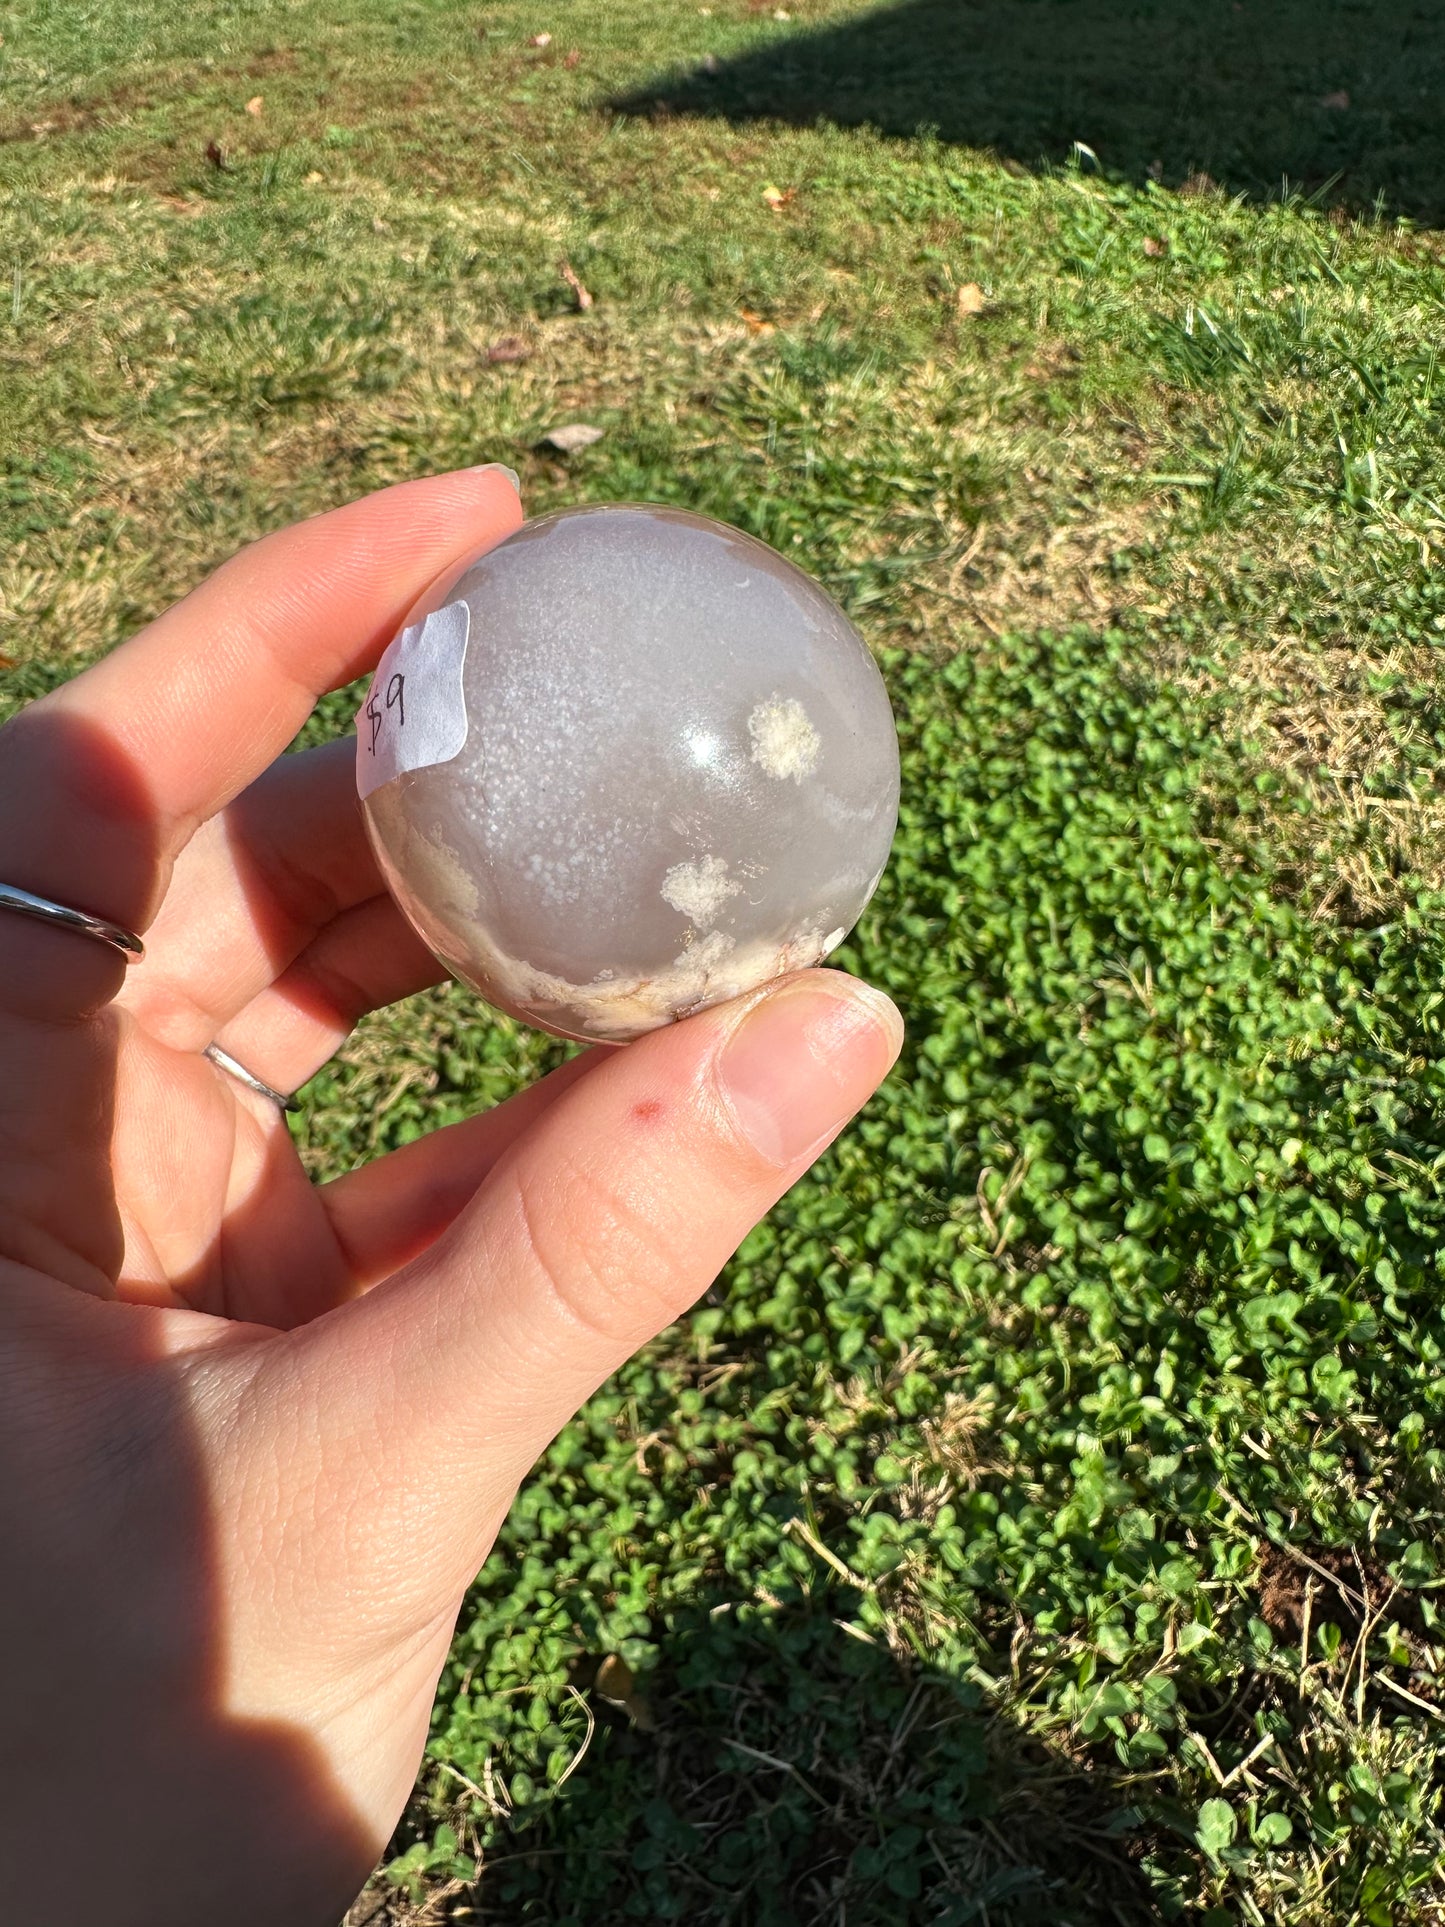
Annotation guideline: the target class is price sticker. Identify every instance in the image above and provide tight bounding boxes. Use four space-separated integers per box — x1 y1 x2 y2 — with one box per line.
355 600 471 799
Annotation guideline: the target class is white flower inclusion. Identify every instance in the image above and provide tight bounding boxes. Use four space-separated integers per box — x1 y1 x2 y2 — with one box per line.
748 695 821 782
661 855 741 927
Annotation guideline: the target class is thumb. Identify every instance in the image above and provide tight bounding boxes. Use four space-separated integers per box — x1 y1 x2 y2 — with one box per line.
317 969 901 1528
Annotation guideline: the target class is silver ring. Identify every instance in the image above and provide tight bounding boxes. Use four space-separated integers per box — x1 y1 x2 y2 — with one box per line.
203 1043 301 1114
0 882 144 960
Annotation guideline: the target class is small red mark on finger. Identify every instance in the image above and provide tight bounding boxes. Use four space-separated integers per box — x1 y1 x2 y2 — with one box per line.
632 1098 665 1124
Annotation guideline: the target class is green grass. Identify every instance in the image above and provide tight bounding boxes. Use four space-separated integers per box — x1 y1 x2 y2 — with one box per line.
6 2 1445 1920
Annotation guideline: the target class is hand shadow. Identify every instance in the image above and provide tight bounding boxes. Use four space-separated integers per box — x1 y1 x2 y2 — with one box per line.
378 1588 1165 1925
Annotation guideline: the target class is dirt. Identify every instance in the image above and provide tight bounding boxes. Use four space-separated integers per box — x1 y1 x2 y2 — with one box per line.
1255 1541 1414 1641
0 79 158 146
1253 1541 1440 1707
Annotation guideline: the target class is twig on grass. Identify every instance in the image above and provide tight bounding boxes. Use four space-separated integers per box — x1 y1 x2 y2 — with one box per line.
553 1686 596 1791
1220 1733 1275 1790
436 1759 507 1821
784 1515 874 1592
1375 1673 1445 1721
722 1737 830 1809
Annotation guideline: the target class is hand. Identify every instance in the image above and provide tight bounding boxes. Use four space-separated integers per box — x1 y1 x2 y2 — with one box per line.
0 469 903 1925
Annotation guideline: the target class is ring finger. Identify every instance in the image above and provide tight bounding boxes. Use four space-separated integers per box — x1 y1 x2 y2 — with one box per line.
120 735 419 1047
205 890 447 1098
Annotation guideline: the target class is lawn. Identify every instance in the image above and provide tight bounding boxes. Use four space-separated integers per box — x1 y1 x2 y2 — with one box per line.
5 1 1445 1920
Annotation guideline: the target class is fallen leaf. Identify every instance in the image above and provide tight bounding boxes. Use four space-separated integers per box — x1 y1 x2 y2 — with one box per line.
304 169 325 184
540 422 605 453
245 94 264 116
955 281 986 316
529 31 552 47
594 1654 655 1730
595 1654 634 1700
0 653 16 670
558 258 594 310
563 47 581 68
1321 89 1350 110
205 139 228 171
773 6 792 16
486 335 532 364
739 307 775 334
762 182 796 211
1142 235 1168 257
1179 170 1218 198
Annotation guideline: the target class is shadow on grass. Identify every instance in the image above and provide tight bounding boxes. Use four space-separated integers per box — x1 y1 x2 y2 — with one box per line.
391 1598 1166 1926
611 0 1445 224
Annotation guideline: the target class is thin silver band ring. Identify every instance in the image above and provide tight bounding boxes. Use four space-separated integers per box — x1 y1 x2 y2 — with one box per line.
0 881 145 959
0 881 297 1113
203 1043 301 1114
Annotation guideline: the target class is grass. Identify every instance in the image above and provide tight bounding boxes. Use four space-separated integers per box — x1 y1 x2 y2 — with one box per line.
6 1 1445 1919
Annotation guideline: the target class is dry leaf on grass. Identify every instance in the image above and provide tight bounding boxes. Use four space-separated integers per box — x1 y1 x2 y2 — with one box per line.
955 281 986 316
529 31 552 47
1142 236 1168 257
539 422 605 453
558 258 593 310
0 653 16 670
739 307 775 334
204 139 228 170
762 182 796 212
594 1654 655 1730
244 95 264 116
485 335 531 364
563 48 581 68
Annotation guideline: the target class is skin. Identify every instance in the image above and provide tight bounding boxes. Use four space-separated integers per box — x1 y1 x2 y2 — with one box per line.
0 468 903 1926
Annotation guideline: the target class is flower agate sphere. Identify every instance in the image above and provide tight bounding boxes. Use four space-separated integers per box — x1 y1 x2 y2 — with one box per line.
357 504 899 1044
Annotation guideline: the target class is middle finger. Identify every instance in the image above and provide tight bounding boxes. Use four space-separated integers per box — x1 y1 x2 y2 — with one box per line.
119 735 400 1047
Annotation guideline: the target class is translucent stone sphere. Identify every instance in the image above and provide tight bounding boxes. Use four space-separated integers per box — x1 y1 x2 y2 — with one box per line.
359 503 899 1044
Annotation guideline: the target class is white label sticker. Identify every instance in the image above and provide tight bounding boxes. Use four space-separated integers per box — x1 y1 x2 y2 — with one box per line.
355 600 471 799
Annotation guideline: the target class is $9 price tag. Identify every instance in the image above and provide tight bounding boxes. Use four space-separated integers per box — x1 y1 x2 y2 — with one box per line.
355 599 471 799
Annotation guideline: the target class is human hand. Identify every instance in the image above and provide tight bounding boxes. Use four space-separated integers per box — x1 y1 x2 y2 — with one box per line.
0 469 903 1925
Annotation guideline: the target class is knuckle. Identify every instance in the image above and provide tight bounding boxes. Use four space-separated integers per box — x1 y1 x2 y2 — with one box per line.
505 1154 690 1349
289 944 374 1028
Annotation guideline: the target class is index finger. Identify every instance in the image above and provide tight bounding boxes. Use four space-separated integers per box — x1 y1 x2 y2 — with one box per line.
0 466 522 944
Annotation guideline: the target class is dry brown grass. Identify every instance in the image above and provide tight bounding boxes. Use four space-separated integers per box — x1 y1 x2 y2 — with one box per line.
1176 640 1445 920
917 491 1159 643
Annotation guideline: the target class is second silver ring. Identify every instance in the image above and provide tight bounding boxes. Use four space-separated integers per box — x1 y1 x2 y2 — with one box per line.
203 1043 301 1114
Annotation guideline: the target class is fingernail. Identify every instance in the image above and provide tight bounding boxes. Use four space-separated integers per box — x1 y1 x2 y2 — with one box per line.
718 974 903 1167
469 462 521 494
